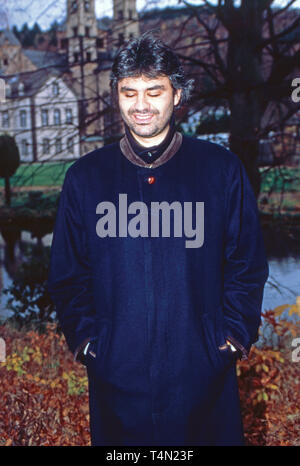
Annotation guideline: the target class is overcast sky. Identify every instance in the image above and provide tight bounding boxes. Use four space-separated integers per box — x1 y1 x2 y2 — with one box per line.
1 0 299 30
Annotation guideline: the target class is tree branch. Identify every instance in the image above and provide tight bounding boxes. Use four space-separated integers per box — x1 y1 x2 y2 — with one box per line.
181 0 227 78
260 15 300 49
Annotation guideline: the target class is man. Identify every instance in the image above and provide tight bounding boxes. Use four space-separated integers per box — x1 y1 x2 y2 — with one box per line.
47 32 269 446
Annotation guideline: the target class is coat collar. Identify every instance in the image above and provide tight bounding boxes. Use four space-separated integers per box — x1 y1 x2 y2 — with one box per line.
123 113 176 164
119 131 183 169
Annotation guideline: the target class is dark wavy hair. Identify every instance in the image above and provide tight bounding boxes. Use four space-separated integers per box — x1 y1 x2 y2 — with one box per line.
110 31 194 108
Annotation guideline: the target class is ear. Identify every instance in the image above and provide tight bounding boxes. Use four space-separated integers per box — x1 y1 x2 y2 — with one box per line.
174 88 182 107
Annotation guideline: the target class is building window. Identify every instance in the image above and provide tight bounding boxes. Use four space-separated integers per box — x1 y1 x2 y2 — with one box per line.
5 82 11 98
73 26 78 37
74 52 79 63
18 82 24 96
128 9 133 20
21 139 29 157
97 37 104 48
86 51 91 62
118 33 124 46
54 109 61 125
52 82 59 96
85 26 90 37
41 109 48 126
71 0 77 13
55 138 62 154
42 138 50 155
3 56 8 66
2 111 9 128
61 38 68 49
118 10 124 20
67 137 74 154
19 110 27 128
129 33 134 40
84 0 90 12
66 108 73 124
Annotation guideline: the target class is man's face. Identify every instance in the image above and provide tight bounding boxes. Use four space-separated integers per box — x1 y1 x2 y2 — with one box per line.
117 74 181 141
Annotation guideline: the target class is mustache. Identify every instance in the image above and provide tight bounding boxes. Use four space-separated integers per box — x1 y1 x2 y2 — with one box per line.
128 109 159 115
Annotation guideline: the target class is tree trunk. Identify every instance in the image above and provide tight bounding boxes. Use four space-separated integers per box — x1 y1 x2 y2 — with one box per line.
4 175 11 206
229 93 262 197
225 0 265 198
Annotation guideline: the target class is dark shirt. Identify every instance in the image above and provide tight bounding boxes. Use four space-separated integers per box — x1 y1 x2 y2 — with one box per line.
124 113 176 164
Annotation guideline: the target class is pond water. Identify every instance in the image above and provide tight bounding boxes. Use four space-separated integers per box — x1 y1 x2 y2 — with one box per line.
0 230 299 332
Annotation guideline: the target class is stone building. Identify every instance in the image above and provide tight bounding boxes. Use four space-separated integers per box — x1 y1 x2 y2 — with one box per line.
0 0 140 161
0 69 80 162
1 2 298 166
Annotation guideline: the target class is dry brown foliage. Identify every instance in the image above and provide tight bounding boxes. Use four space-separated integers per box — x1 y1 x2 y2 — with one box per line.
0 300 299 446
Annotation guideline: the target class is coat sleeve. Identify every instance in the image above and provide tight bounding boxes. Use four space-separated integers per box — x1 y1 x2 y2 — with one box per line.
47 167 97 362
222 156 269 360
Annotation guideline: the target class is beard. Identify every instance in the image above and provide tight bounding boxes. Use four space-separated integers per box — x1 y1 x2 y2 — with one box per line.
120 102 174 140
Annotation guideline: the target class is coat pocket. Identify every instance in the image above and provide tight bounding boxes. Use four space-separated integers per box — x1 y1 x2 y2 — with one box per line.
86 320 112 379
201 313 236 372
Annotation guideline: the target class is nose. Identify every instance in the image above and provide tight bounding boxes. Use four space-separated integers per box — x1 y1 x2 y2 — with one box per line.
134 92 150 113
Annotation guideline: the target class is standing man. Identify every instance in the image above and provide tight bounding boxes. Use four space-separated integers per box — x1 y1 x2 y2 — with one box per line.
47 32 269 446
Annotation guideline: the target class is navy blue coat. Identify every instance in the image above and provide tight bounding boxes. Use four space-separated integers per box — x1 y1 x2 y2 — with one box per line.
47 134 269 446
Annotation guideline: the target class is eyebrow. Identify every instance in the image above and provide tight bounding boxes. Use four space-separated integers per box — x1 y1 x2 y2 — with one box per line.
120 85 166 93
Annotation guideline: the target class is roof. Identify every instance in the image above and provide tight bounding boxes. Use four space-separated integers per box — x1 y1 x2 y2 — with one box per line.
22 49 68 72
2 68 67 99
139 5 209 21
0 29 21 46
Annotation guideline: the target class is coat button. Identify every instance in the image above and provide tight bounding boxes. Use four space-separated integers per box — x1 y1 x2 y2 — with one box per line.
147 176 155 184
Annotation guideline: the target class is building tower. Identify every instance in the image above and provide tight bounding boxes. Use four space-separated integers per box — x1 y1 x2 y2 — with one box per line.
66 0 98 69
65 0 100 152
112 0 140 48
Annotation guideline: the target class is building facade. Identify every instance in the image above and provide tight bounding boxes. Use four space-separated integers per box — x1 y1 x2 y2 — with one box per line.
0 0 140 161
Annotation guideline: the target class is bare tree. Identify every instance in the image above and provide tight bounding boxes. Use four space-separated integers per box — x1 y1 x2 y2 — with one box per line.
3 1 300 198
143 0 300 196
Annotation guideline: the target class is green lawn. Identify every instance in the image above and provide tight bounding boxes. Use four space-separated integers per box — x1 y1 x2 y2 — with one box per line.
0 161 75 188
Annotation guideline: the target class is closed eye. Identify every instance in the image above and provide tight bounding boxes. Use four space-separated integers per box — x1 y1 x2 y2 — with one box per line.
124 93 161 98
